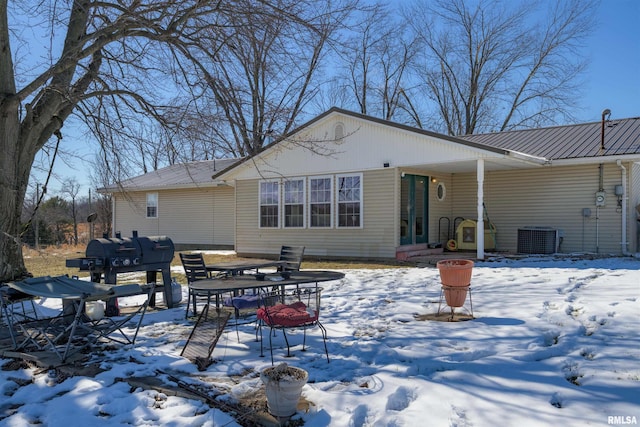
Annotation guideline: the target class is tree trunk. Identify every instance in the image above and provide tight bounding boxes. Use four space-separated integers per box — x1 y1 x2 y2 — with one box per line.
0 112 33 281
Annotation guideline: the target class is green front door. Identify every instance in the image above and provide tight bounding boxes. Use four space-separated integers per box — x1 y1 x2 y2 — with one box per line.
400 174 428 246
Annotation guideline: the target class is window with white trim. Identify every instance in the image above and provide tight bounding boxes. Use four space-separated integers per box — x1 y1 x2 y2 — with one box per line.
309 176 332 227
259 181 280 228
146 193 158 218
284 178 305 228
337 174 362 227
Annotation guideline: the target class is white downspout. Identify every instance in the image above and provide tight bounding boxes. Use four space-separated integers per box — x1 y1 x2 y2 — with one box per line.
477 159 485 260
616 160 634 256
111 196 116 238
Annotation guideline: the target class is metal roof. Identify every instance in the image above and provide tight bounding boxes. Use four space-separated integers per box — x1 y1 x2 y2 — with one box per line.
101 158 241 191
459 117 640 160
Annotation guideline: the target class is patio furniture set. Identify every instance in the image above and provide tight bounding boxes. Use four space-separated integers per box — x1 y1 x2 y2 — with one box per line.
180 246 345 365
0 245 345 367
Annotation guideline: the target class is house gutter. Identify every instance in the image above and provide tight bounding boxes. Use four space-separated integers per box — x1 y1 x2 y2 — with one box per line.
550 153 640 166
505 150 550 166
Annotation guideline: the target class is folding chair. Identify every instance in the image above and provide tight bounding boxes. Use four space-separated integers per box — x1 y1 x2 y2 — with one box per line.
257 286 329 364
6 276 154 362
1 285 39 349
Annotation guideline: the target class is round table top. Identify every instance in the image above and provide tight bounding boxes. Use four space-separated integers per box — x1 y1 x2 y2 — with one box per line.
189 270 345 292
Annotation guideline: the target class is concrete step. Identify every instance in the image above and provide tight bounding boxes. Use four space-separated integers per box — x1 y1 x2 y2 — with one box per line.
396 244 443 261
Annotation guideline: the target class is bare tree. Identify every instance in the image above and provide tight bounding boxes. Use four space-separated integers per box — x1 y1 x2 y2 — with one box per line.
332 3 422 126
405 0 596 135
60 178 81 245
182 0 355 158
1 0 355 281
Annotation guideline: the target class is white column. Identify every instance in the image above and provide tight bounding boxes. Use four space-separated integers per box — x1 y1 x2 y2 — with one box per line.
477 159 485 260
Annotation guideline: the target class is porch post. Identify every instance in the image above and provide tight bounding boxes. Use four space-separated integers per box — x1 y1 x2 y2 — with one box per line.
477 159 485 260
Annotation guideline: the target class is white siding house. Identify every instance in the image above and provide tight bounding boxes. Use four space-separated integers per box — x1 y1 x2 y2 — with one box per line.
104 108 640 259
101 159 239 249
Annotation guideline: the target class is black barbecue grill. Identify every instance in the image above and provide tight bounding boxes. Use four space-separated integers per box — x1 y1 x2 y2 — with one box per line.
66 231 176 314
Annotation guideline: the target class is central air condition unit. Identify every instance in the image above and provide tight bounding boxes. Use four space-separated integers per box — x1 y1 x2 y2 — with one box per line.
517 227 558 254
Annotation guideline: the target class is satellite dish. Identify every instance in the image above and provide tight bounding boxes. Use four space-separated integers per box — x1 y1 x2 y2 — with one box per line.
87 212 98 223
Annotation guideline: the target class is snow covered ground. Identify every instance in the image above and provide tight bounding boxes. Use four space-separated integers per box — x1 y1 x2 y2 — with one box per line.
1 255 638 426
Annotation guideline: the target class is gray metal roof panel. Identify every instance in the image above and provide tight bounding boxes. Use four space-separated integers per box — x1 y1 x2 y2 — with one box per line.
103 158 240 191
460 117 640 160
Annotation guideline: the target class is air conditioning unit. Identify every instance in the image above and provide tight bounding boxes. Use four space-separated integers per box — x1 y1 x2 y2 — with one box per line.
517 227 558 254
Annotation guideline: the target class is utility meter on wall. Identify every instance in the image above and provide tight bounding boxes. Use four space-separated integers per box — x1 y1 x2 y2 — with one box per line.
595 191 606 207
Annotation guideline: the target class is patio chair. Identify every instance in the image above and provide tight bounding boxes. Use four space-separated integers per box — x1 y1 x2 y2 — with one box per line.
1 285 39 349
257 286 329 364
180 252 219 318
4 275 153 362
222 285 286 342
277 245 305 272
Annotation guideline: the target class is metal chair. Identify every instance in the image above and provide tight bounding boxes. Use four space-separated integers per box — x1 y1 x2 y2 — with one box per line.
257 286 329 364
180 252 217 318
277 245 305 272
3 276 153 362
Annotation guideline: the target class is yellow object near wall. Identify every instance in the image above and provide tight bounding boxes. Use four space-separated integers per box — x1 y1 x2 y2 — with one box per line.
455 219 496 250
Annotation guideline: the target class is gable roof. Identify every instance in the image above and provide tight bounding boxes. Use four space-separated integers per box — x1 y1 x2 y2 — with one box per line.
101 158 241 192
459 117 640 160
211 107 521 180
212 108 640 181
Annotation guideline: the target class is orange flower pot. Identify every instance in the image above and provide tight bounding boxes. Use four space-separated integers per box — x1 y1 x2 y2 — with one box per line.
436 259 474 287
437 259 474 308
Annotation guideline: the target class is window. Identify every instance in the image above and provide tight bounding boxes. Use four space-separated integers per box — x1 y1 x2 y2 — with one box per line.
259 181 280 227
337 174 362 227
334 122 345 140
309 176 332 227
284 178 305 228
436 182 446 202
146 193 158 218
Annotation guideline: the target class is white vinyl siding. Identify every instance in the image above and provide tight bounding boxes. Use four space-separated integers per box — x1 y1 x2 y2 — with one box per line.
113 187 234 246
628 161 640 252
449 164 625 254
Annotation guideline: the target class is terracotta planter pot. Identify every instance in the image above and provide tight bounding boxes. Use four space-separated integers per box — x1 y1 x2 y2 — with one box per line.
436 259 474 287
442 286 469 307
437 259 474 308
260 364 308 417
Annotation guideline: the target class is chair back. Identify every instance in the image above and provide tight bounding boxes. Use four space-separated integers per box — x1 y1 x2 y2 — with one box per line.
278 245 305 271
179 253 209 283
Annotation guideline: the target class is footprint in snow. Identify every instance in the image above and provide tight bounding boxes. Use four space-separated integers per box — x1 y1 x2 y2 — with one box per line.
446 349 496 362
385 385 417 411
348 404 369 427
550 392 564 408
450 405 472 427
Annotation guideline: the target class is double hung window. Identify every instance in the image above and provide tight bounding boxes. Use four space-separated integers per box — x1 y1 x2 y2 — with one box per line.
337 174 362 228
309 177 332 227
259 181 280 228
259 174 362 229
284 179 305 228
146 193 158 218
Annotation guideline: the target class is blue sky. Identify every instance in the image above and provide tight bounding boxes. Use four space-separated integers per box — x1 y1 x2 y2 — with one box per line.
580 0 640 121
28 0 640 195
